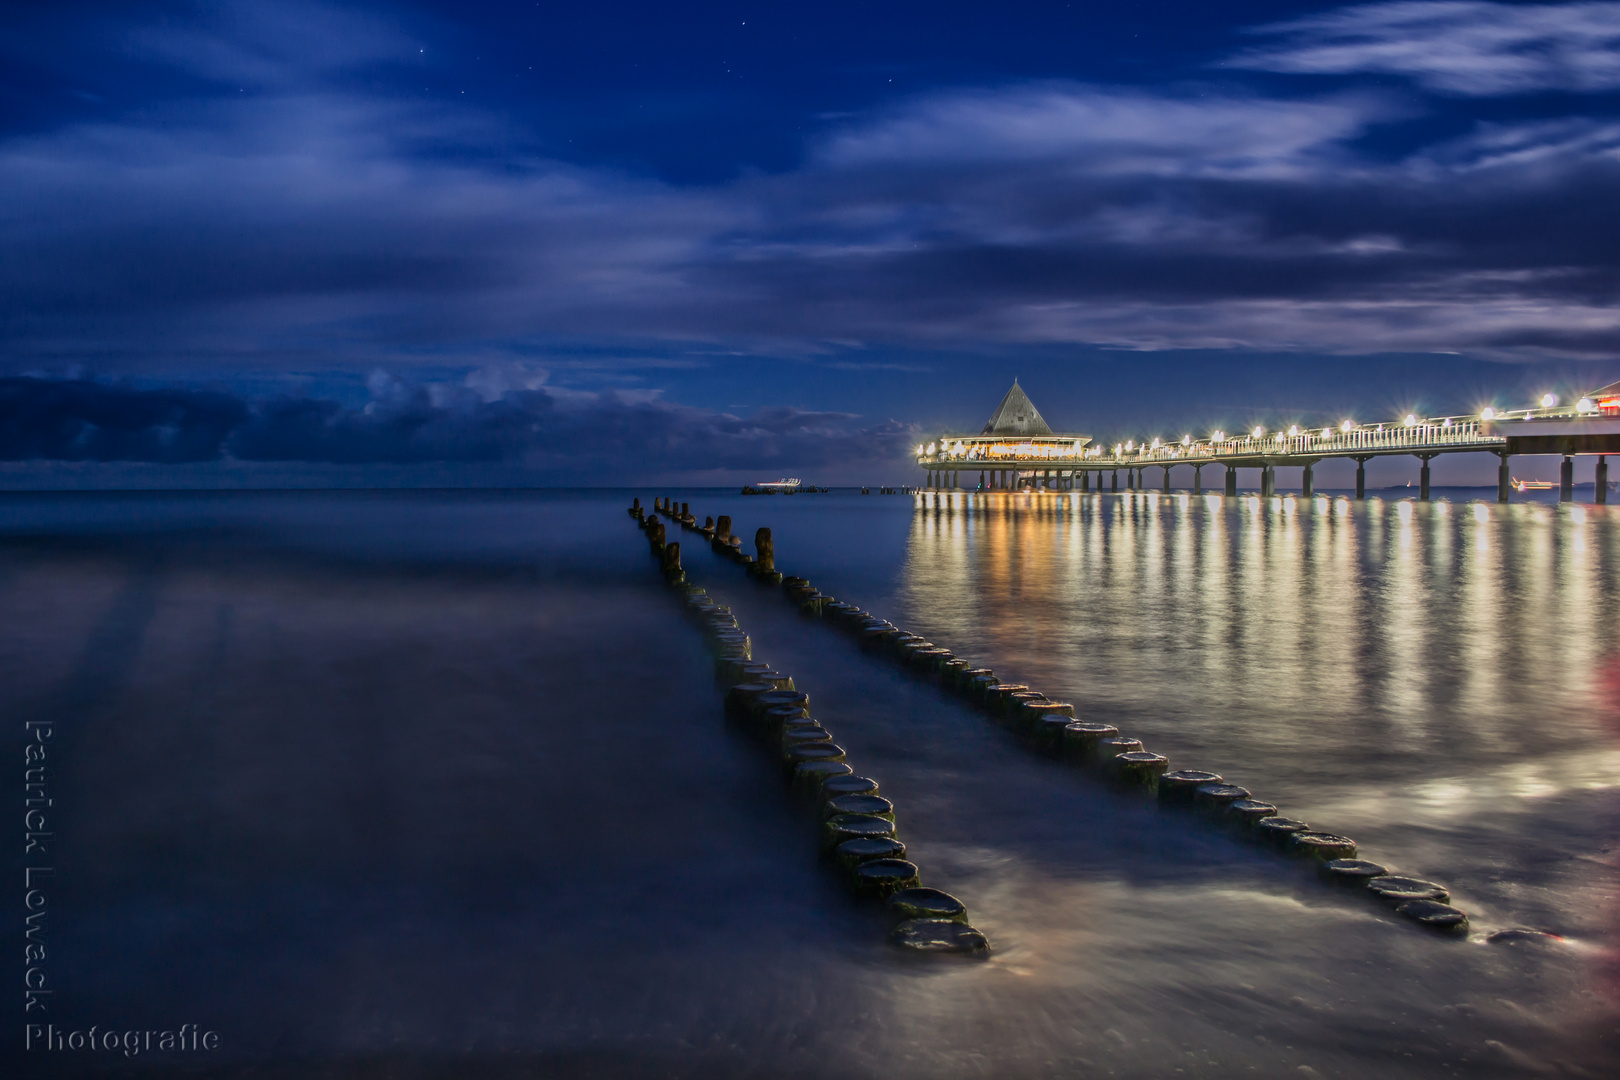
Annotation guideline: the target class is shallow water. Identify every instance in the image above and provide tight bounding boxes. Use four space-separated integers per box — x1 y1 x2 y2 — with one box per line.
4 487 1617 1078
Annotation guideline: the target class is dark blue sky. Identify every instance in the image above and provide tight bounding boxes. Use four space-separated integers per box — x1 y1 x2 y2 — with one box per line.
3 0 1620 484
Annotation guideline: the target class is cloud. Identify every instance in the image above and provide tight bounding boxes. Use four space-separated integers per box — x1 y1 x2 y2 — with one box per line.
0 378 246 462
0 374 915 472
814 84 1372 179
3 0 1620 376
1233 1 1620 95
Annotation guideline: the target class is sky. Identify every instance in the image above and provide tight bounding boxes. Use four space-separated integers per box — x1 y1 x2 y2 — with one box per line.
2 0 1619 486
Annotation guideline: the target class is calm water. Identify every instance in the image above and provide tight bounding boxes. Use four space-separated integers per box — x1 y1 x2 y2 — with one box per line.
3 488 1617 1078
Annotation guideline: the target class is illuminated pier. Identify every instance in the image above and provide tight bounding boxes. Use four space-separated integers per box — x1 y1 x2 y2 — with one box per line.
917 380 1620 503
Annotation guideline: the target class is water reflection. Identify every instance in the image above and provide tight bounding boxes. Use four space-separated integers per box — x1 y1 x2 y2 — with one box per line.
901 490 1620 836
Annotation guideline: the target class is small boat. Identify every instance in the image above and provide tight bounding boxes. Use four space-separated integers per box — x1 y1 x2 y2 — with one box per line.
741 478 802 495
1512 477 1557 491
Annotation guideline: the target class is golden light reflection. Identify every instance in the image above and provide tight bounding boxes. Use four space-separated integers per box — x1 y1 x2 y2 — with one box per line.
897 491 1620 848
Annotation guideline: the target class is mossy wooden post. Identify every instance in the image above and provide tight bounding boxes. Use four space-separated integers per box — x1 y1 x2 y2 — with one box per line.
648 520 666 553
661 541 684 585
713 515 733 553
755 527 774 571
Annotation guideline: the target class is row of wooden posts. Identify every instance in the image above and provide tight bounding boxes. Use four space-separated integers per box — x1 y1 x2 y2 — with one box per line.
676 498 1476 939
626 495 992 955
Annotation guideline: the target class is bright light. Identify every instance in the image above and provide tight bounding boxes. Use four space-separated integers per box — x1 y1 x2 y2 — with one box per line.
1473 504 1489 523
1252 426 1264 438
1212 430 1225 441
915 444 924 456
1340 419 1353 432
1125 440 1134 451
1151 437 1161 449
1481 407 1495 421
926 441 937 454
1181 434 1191 445
1114 443 1122 455
1404 414 1417 427
1578 397 1594 413
1541 393 1558 408
1572 505 1587 523
1288 425 1299 437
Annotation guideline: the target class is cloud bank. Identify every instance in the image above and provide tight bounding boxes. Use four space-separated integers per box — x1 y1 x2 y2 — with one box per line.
1235 1 1620 95
0 374 914 474
3 0 1620 379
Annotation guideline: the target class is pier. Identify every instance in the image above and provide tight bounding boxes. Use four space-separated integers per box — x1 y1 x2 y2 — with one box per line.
918 380 1620 502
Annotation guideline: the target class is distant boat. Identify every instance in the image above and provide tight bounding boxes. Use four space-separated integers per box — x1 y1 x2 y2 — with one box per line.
1512 477 1557 491
741 478 827 495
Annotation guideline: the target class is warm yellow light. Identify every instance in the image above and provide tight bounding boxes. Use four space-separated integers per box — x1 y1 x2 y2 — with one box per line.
1288 425 1299 437
1320 427 1331 438
1181 434 1191 445
1151 437 1161 449
1251 426 1264 438
1577 397 1594 413
915 444 924 455
1481 407 1495 421
1126 440 1134 451
1340 419 1353 432
1404 414 1417 426
1541 393 1558 408
1212 430 1225 441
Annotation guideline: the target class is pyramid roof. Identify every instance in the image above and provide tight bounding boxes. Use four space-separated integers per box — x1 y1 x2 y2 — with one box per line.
1590 378 1620 401
981 380 1054 436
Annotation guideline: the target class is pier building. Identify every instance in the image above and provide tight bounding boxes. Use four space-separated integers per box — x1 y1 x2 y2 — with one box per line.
918 380 1620 503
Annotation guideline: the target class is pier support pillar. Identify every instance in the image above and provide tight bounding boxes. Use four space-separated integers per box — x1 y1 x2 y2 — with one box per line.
1261 466 1275 497
1162 465 1171 493
1560 456 1574 502
1354 456 1370 500
1112 470 1119 492
1193 465 1202 495
1597 456 1608 504
1496 455 1510 503
1082 470 1090 492
1418 454 1437 501
1302 462 1314 498
1224 466 1237 497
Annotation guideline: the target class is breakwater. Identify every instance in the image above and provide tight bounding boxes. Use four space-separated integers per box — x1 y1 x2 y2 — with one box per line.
649 494 1478 938
630 496 990 955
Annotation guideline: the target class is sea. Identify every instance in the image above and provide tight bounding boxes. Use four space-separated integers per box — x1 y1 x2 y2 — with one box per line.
2 486 1617 1078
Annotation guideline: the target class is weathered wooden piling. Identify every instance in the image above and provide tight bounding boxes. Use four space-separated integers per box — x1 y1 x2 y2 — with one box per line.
1396 900 1469 933
886 888 968 924
889 919 989 955
1320 859 1387 886
822 794 895 822
1112 750 1168 788
1367 876 1450 904
1159 770 1222 804
660 540 684 584
836 836 907 872
854 858 920 897
822 813 895 851
1290 832 1358 861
